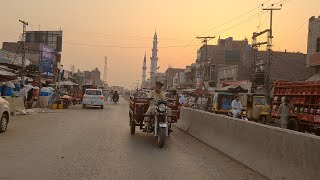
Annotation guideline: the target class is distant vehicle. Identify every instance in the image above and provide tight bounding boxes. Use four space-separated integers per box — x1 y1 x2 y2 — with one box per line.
0 97 10 133
82 89 104 109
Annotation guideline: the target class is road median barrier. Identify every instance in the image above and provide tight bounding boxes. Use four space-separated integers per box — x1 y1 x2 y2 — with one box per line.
176 107 320 180
3 97 25 111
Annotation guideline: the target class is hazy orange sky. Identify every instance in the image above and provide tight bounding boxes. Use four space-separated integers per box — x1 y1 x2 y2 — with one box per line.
1 0 320 88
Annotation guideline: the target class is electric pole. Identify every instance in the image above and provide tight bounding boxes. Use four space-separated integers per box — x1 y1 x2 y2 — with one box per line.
196 36 215 83
104 56 108 84
262 4 282 122
19 20 28 82
262 4 282 98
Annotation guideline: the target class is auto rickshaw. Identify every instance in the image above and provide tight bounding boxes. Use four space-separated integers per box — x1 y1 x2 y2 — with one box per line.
212 92 235 114
239 93 270 123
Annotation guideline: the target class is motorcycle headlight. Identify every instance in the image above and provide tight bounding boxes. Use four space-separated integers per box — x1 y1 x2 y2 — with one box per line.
158 104 166 112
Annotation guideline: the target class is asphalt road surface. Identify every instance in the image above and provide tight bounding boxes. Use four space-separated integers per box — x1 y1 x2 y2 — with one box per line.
0 97 266 180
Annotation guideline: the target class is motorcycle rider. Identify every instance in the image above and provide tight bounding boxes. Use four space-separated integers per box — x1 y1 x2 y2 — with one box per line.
144 82 166 131
113 91 119 102
231 95 243 118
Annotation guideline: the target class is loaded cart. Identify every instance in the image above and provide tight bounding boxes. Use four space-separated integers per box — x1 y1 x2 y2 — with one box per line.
272 80 320 135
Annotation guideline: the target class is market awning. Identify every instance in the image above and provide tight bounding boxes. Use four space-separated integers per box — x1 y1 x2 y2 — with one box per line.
0 66 17 80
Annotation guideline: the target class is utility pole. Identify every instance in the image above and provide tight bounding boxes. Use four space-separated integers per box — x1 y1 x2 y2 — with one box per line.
262 4 282 97
262 4 282 122
104 56 108 85
196 36 215 83
19 20 28 82
251 29 269 81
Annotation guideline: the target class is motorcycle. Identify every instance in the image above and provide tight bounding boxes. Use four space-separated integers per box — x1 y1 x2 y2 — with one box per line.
113 97 119 104
227 109 249 121
144 99 170 148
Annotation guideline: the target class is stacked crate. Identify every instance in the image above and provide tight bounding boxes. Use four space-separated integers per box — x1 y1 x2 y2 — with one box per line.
272 81 320 116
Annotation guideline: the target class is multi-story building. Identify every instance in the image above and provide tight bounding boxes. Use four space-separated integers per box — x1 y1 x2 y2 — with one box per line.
172 71 186 89
307 16 320 69
195 37 250 88
184 64 197 89
165 67 184 90
217 50 315 85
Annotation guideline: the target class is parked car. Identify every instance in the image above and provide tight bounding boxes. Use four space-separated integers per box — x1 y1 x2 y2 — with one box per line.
0 97 10 133
82 89 104 109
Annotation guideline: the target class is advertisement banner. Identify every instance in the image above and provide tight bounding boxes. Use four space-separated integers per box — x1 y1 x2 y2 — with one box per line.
40 44 54 78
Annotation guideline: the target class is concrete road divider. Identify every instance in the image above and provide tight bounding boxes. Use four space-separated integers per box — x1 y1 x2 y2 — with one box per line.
175 108 193 132
177 107 320 180
3 97 25 111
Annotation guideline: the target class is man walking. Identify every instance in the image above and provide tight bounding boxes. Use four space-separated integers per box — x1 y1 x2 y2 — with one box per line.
277 97 293 129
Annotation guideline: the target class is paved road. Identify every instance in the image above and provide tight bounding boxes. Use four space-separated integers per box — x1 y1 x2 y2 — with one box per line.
0 98 266 180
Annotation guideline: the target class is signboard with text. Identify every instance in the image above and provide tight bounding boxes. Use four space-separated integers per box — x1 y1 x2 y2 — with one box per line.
39 44 54 78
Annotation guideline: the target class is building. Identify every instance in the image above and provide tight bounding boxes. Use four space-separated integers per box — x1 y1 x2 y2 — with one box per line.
195 37 250 88
74 68 101 86
218 51 315 85
184 64 197 89
165 67 184 90
150 32 158 87
307 16 320 69
172 71 186 89
2 41 60 81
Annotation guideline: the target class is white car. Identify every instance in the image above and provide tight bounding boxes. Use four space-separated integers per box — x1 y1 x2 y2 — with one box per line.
0 97 10 133
82 89 105 109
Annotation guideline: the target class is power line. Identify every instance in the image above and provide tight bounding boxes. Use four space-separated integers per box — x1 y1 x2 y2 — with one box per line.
62 41 199 49
198 0 272 36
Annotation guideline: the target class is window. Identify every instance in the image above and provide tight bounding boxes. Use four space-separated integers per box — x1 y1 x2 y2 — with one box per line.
254 97 267 105
86 90 102 95
316 38 320 53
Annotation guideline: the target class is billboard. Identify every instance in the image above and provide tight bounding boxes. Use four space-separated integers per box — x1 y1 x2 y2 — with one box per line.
26 31 63 52
39 44 54 78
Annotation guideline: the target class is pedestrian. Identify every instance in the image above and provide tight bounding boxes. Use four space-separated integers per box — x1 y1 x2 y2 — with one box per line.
189 95 195 109
197 95 202 110
179 94 186 105
206 95 213 112
20 85 27 106
26 87 35 109
110 91 114 102
201 95 208 111
277 97 293 129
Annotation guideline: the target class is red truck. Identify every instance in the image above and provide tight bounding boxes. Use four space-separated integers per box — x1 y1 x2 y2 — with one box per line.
272 80 320 135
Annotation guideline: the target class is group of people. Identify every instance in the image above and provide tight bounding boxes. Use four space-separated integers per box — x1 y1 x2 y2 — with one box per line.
179 94 213 112
103 90 119 102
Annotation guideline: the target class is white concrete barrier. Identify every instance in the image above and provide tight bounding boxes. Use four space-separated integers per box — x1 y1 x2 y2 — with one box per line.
178 108 320 180
175 108 193 132
3 97 25 111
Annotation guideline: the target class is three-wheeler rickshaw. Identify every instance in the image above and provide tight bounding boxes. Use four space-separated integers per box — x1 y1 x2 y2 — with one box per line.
128 88 180 147
239 93 270 123
211 92 235 114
